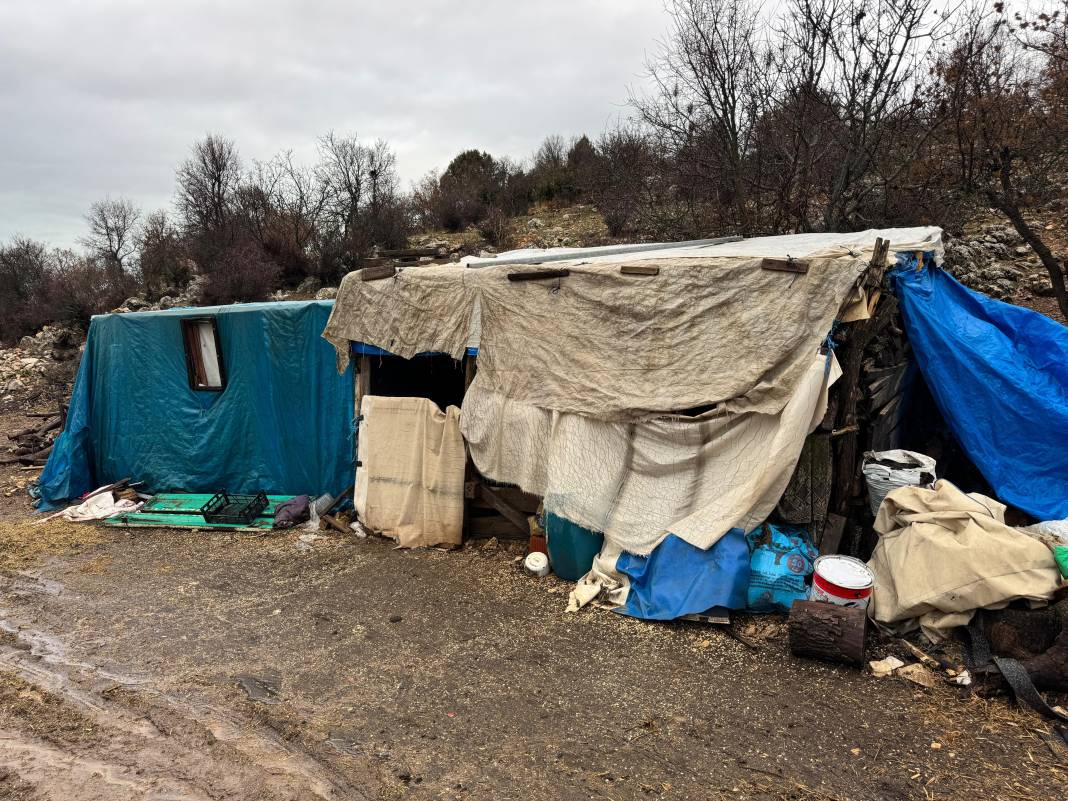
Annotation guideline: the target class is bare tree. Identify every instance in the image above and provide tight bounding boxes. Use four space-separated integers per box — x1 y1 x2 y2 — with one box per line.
0 237 53 342
793 0 947 229
632 0 763 233
137 210 191 298
936 6 1068 318
316 132 408 268
80 196 141 275
235 150 332 283
588 124 660 237
176 134 242 235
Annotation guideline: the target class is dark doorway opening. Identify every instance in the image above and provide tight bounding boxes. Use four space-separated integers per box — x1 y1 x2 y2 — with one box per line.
365 353 468 411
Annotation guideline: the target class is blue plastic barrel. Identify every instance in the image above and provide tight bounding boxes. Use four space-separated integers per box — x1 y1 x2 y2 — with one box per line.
545 512 604 581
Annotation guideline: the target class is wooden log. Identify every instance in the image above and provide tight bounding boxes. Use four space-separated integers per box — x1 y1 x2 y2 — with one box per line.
21 445 52 462
828 295 899 520
788 600 867 666
819 513 847 555
320 513 349 536
862 237 891 289
9 416 59 439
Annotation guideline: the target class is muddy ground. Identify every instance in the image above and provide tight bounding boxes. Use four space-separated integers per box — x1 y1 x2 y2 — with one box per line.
0 398 1064 801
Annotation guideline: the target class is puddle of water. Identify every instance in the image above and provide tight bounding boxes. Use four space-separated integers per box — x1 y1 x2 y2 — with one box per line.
0 613 150 686
0 610 367 800
0 571 66 598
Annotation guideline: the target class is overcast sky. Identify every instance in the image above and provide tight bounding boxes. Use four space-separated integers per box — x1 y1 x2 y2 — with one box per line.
0 0 667 248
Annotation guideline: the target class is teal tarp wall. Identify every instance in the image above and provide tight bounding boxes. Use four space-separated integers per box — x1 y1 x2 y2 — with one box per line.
37 301 354 510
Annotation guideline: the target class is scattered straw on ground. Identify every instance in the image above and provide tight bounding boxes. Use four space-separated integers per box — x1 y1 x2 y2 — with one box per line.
0 518 106 571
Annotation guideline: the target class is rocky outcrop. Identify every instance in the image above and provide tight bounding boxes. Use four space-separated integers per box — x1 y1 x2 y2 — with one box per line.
115 274 209 314
942 225 1052 300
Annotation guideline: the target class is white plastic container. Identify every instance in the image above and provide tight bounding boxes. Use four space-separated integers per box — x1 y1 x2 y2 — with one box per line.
523 551 550 578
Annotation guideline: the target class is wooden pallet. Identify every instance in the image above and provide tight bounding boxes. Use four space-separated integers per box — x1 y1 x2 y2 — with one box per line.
104 492 295 531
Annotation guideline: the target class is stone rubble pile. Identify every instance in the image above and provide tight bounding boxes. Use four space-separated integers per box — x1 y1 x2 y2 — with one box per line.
0 323 85 400
943 225 1054 300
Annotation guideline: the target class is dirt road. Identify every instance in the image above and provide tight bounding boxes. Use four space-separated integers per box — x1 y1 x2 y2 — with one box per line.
0 525 1064 801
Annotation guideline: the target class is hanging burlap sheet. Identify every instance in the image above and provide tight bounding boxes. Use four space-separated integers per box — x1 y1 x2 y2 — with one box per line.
326 254 861 420
354 395 465 548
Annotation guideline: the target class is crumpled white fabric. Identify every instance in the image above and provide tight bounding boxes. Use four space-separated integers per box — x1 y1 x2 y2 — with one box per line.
55 491 142 522
462 351 840 557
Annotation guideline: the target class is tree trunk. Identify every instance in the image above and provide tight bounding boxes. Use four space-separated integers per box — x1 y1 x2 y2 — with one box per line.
788 600 868 666
988 148 1068 321
989 194 1068 320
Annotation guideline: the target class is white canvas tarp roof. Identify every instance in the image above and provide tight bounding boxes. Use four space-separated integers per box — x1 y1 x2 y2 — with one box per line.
323 226 941 420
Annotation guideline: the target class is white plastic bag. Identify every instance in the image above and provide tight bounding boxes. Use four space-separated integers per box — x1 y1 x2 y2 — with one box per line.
862 449 936 517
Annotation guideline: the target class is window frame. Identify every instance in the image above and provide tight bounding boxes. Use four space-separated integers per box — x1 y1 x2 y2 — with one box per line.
180 316 227 392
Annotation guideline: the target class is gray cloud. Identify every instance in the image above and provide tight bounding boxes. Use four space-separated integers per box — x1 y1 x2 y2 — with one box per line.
0 0 665 247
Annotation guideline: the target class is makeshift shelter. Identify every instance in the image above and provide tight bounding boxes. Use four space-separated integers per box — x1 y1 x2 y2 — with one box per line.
323 228 962 618
36 300 354 510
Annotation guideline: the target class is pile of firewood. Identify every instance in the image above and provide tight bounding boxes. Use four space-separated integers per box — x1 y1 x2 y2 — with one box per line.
2 406 65 467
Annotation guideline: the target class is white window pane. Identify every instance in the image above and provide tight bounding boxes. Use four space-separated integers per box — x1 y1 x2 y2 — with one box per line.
196 321 222 387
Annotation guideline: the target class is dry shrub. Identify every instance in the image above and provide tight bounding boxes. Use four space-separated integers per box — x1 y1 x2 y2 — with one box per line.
200 240 281 306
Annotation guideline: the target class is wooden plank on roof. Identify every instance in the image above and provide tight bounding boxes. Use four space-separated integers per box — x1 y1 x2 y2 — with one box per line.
507 269 570 282
360 265 397 282
760 257 809 274
620 264 660 276
862 238 891 288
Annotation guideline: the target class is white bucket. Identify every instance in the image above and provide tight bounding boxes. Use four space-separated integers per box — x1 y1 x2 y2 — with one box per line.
810 555 875 608
862 449 936 517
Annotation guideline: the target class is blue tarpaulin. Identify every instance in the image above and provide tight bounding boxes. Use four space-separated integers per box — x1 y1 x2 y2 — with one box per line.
892 260 1068 521
615 530 751 620
37 301 354 510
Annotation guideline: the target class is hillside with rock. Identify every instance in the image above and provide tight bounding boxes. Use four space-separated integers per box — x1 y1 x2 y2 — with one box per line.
0 203 1062 428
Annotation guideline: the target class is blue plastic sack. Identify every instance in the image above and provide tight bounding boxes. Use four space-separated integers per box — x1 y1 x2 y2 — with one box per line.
745 524 818 612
